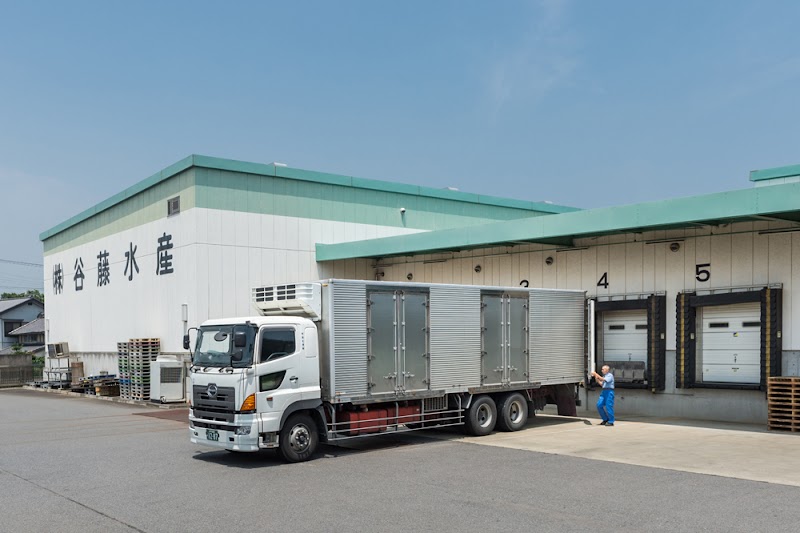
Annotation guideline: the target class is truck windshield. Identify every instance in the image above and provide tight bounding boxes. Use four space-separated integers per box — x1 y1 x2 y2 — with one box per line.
193 325 255 368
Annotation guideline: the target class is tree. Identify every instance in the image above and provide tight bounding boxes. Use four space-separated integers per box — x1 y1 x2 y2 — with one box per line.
1 289 44 303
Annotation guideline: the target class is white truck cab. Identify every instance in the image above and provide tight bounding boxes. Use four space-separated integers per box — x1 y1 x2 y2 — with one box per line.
189 315 321 458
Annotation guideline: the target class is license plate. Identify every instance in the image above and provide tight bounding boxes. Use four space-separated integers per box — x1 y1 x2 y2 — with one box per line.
206 429 219 441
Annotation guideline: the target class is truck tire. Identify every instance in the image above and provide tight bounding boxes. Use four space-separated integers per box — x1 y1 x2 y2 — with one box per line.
279 413 319 463
464 395 497 436
496 392 528 432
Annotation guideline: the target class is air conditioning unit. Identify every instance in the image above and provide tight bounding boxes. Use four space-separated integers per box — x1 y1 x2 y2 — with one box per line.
150 357 185 403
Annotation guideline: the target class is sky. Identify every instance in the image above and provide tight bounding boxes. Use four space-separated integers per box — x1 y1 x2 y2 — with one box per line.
2 0 800 291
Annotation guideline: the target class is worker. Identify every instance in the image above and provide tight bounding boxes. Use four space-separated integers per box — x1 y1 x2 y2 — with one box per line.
592 365 615 426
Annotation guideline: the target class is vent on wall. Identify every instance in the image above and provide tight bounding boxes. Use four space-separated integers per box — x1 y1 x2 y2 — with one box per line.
167 196 180 216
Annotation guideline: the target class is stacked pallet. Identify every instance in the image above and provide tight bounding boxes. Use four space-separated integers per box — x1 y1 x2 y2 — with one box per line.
69 374 120 396
118 342 130 399
118 338 160 401
767 377 800 432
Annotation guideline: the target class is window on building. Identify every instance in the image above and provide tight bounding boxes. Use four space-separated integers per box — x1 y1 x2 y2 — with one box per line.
3 321 22 337
167 196 180 216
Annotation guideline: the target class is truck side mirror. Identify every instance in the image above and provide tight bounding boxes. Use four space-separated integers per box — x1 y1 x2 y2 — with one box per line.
233 331 247 348
183 334 190 350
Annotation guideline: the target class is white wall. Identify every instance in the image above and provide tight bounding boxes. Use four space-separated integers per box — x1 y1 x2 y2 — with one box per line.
43 207 419 373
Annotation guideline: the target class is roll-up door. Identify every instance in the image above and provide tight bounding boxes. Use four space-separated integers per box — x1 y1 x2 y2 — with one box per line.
602 310 648 364
699 303 761 384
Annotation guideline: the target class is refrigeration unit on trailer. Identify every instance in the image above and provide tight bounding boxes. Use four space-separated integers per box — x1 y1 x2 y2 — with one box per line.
187 280 586 462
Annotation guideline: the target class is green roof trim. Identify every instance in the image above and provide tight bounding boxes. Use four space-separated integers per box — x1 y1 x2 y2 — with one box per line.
315 181 800 261
39 156 194 241
190 155 578 212
40 155 578 242
749 163 800 181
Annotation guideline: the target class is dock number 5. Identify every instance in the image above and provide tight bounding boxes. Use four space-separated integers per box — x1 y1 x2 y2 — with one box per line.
696 263 711 282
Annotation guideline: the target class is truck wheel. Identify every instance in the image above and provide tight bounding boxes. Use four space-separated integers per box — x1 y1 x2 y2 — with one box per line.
464 395 497 436
279 413 319 463
496 392 528 432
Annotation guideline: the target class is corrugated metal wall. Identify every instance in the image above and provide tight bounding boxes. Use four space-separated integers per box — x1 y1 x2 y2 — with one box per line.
330 282 368 399
428 286 482 391
528 290 586 385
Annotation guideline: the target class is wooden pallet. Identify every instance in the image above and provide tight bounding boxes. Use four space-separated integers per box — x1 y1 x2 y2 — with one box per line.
767 377 800 432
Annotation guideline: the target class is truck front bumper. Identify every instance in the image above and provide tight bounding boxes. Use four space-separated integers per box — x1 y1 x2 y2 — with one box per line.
189 415 260 452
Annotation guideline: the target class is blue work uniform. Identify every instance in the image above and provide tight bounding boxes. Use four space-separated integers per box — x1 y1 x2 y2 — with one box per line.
596 372 615 424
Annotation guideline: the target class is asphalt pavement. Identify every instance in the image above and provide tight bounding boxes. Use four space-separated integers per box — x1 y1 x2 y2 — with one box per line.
2 388 799 533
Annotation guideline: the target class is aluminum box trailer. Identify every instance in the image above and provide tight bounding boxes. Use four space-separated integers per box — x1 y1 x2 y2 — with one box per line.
188 279 586 462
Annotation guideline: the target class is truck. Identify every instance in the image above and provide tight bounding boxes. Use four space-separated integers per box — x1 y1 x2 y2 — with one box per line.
187 279 586 462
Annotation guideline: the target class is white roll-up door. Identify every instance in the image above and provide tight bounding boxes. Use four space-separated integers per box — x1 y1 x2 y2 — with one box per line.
699 302 761 384
602 310 648 364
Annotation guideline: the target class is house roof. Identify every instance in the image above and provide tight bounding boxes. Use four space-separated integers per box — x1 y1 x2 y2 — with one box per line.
7 318 45 336
316 174 800 261
0 297 44 316
39 155 579 242
0 345 44 356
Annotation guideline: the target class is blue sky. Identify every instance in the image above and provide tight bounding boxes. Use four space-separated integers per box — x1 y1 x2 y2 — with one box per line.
2 0 800 291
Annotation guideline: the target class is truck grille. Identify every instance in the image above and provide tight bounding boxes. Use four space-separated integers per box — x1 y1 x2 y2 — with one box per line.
193 385 236 422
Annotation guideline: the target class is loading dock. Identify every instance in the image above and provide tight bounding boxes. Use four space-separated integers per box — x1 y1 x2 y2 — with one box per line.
676 286 782 390
698 302 761 384
593 295 667 391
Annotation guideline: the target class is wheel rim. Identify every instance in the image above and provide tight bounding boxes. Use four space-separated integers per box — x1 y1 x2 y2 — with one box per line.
508 400 524 425
477 403 493 428
288 424 311 453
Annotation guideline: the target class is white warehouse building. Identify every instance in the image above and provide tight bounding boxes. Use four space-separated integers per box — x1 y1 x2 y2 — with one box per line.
42 155 800 424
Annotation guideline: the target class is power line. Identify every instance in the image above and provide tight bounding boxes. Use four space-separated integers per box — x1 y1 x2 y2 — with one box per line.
0 258 43 268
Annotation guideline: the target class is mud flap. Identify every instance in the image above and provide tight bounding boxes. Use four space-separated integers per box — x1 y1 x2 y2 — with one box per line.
554 383 577 417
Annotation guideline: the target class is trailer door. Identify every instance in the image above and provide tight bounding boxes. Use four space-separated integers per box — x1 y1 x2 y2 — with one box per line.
401 292 429 393
507 296 528 385
482 295 504 386
482 293 529 386
367 290 430 395
368 291 399 395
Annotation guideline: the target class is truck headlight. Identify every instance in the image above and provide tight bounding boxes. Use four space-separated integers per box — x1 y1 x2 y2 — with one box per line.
234 426 252 436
